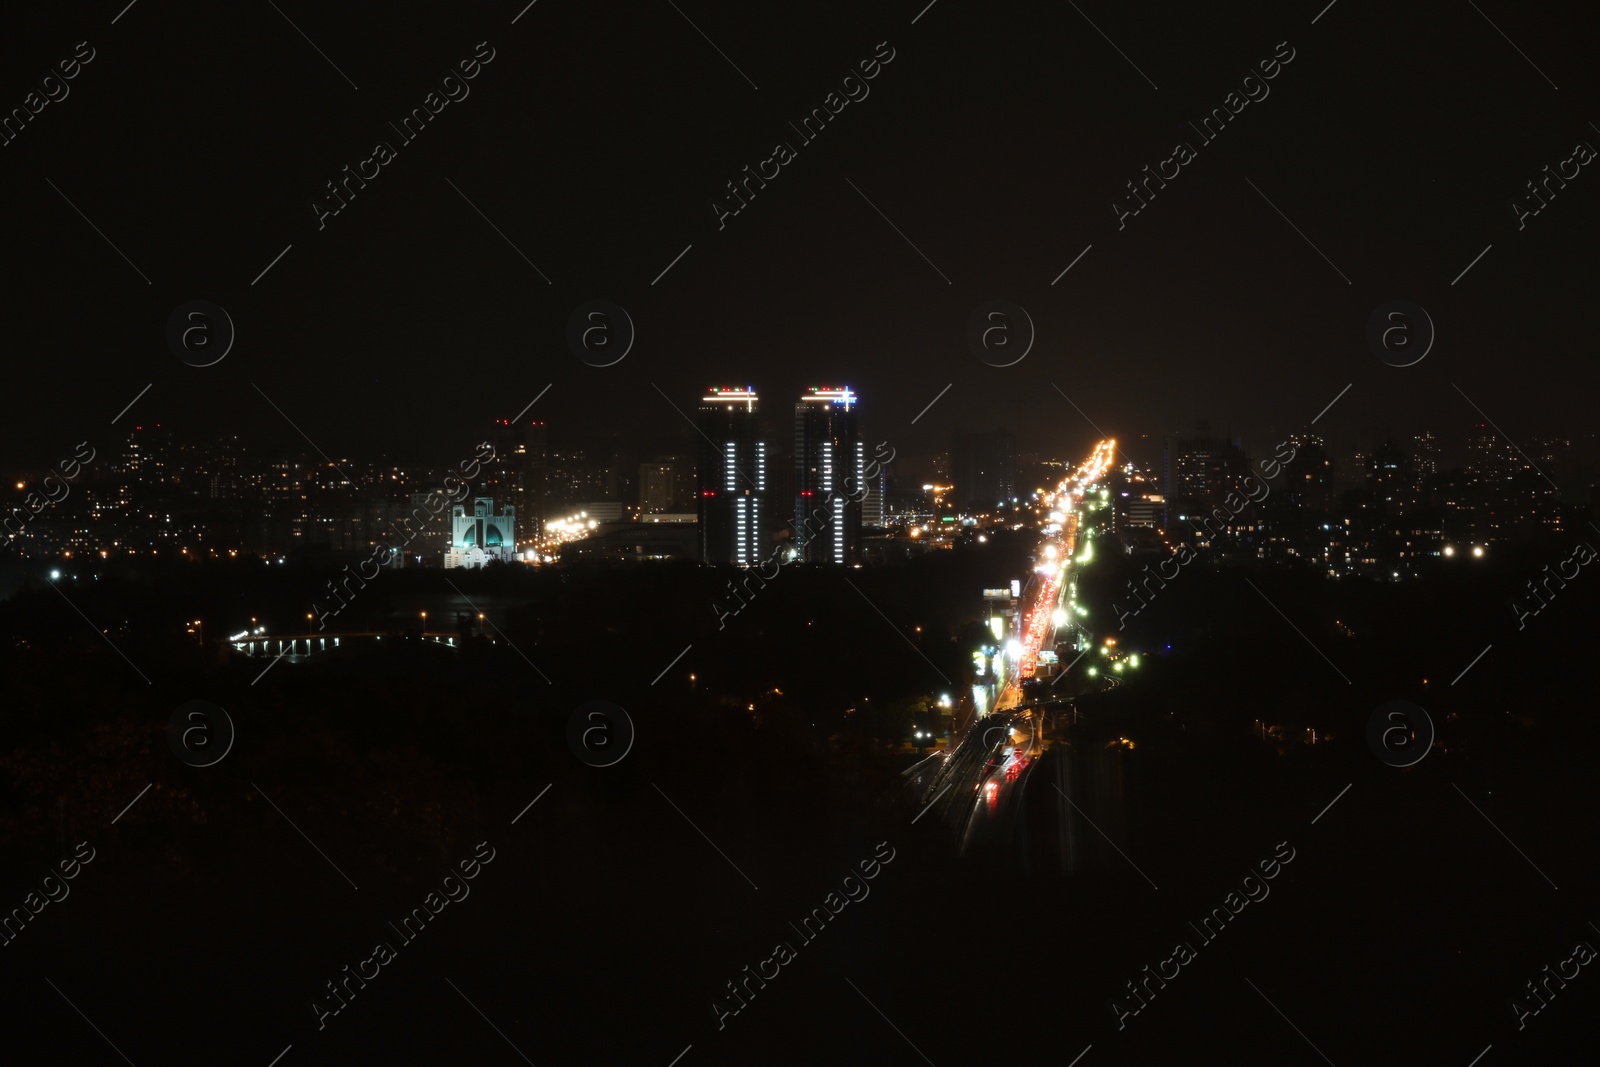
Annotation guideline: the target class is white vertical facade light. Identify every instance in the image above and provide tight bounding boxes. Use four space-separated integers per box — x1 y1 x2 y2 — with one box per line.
750 441 766 564
855 440 869 526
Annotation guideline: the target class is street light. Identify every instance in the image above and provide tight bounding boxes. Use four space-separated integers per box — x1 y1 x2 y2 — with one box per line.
305 612 313 634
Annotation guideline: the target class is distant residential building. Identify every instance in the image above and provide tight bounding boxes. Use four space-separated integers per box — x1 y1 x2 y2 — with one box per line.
261 455 310 548
639 454 694 514
861 461 886 528
1164 426 1223 503
1411 431 1441 484
1466 425 1558 541
489 418 547 544
951 429 1017 513
1116 491 1165 530
1366 437 1413 513
1163 424 1250 527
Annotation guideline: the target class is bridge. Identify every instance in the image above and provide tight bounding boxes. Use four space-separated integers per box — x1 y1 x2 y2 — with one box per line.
230 632 467 657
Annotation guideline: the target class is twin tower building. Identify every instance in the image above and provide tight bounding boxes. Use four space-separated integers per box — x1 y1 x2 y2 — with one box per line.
698 386 881 567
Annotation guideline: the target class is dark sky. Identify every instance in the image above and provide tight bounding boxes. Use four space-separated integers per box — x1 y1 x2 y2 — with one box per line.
2 0 1596 472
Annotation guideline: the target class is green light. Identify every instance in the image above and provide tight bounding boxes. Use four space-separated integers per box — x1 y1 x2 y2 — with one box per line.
1129 654 1140 667
1087 667 1097 676
1113 661 1124 672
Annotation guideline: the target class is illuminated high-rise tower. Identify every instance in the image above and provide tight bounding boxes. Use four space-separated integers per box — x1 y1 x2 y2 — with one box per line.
794 387 862 565
696 388 766 564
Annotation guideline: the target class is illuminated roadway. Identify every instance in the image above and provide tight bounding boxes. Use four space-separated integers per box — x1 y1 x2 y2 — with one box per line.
992 439 1114 714
920 441 1117 858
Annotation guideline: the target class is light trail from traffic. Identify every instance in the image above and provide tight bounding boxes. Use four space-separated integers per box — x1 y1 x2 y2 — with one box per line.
996 439 1116 708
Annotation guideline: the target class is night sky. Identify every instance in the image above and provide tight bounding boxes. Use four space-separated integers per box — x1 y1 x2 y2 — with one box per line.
2 0 1596 470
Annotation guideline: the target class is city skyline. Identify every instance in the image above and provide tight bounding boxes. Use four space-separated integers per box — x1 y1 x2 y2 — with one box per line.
3 395 1584 580
3 2 1598 1063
